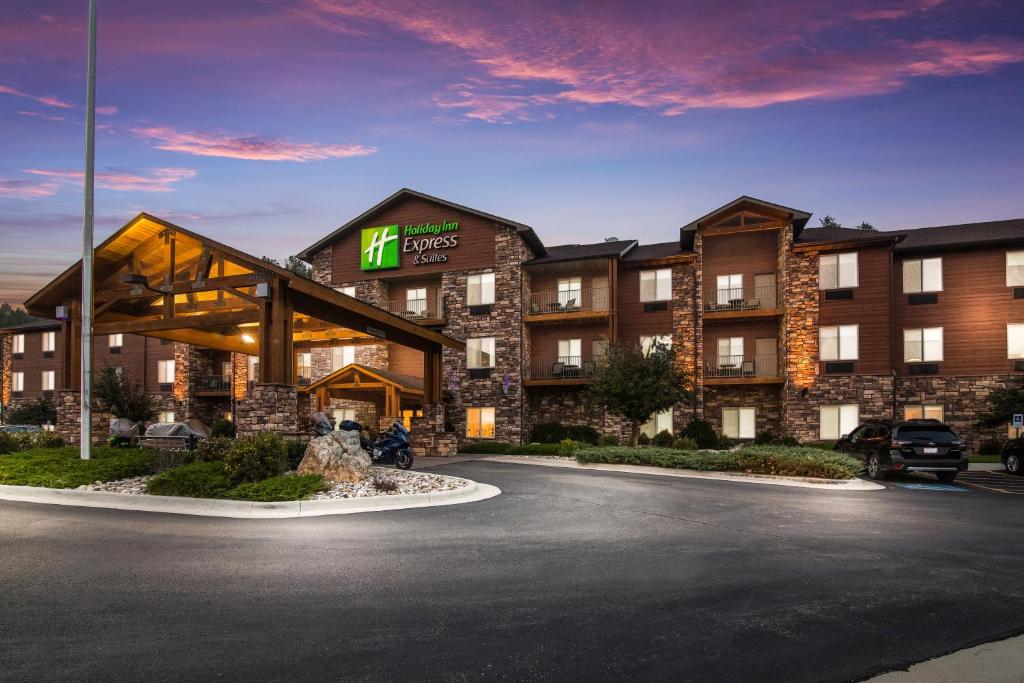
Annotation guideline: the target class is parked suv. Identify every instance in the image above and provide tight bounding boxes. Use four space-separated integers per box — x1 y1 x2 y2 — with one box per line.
1000 438 1024 475
834 419 968 482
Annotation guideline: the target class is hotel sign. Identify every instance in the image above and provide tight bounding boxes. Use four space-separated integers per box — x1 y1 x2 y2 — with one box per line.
360 219 460 271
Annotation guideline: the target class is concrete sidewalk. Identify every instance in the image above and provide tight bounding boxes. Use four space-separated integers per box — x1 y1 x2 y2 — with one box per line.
869 632 1024 682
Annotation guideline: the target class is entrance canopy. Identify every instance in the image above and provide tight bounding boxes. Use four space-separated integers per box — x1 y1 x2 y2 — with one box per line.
300 363 423 416
25 213 462 401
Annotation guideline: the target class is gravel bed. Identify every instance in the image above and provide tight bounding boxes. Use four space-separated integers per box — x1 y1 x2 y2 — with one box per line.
311 466 467 499
78 475 153 495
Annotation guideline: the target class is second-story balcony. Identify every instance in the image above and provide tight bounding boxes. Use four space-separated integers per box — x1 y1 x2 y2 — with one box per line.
195 375 232 395
386 288 444 324
704 284 780 318
527 287 610 322
705 353 783 385
525 355 601 384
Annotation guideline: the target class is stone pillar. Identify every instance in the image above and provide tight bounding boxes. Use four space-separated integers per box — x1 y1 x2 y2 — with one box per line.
55 389 110 445
235 383 300 438
408 403 458 457
231 352 249 402
1 333 11 409
173 342 201 421
672 261 699 433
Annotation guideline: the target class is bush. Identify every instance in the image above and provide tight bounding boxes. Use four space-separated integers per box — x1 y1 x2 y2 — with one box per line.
566 425 600 445
754 431 775 445
285 439 308 470
192 436 234 463
0 431 65 454
152 449 190 473
638 432 651 446
557 439 581 456
799 440 835 451
530 422 567 443
597 434 620 447
979 438 1004 455
0 446 153 488
146 461 232 498
210 419 236 438
223 431 288 484
456 441 580 456
672 437 698 450
0 432 14 455
7 398 56 427
680 419 720 449
370 475 400 493
225 473 329 502
577 446 739 471
652 430 674 448
779 436 800 447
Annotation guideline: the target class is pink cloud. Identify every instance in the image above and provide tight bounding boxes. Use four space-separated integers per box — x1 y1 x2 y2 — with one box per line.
17 110 65 122
24 167 198 193
130 125 376 161
0 83 74 109
0 178 59 199
96 105 119 115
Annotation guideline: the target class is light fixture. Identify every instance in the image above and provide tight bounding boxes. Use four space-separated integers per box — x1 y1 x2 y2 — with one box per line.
241 334 255 344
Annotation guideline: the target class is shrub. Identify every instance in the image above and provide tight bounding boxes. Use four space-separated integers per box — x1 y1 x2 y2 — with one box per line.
225 473 329 502
0 431 64 454
370 476 400 493
456 441 581 456
285 439 308 470
0 432 14 455
979 438 1004 455
652 430 674 448
799 440 835 451
530 422 567 443
566 425 600 445
672 437 698 450
0 446 153 488
146 461 233 498
223 431 288 484
210 419 236 438
597 434 620 447
7 398 56 427
152 449 190 473
638 432 651 446
754 431 775 445
576 446 738 471
557 439 581 456
680 419 720 449
778 436 800 447
192 436 234 463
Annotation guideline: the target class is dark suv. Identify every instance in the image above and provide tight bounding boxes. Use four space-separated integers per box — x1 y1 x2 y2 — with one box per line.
834 419 969 482
1000 438 1024 475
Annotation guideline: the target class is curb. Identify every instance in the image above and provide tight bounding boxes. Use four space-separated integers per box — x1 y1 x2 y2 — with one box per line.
470 455 885 491
0 476 501 519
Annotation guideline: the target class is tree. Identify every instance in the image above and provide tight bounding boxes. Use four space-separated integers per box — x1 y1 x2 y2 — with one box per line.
7 398 56 426
261 255 312 279
856 221 877 231
978 379 1024 428
0 303 37 327
93 367 157 424
819 215 842 229
587 342 693 446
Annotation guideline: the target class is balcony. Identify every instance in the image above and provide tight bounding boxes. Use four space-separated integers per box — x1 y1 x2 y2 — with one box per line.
705 354 783 385
526 288 610 323
195 375 231 396
386 289 444 324
704 284 781 319
525 355 599 386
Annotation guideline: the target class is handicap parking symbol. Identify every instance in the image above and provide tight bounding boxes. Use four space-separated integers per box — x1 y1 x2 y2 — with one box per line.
891 482 967 492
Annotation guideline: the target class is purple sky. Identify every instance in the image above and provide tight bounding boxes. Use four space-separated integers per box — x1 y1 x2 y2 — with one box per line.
2 0 1023 305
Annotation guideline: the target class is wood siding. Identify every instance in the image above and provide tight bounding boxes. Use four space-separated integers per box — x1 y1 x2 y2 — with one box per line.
389 344 424 378
617 263 672 345
820 244 892 375
701 229 780 305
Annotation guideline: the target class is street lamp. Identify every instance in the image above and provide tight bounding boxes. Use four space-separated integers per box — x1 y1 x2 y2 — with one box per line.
80 0 97 459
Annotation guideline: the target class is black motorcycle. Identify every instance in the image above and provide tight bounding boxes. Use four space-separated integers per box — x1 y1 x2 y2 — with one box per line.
339 419 413 470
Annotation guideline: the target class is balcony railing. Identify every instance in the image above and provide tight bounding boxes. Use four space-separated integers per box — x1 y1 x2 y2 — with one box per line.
705 354 780 378
196 375 232 392
705 284 778 312
387 289 443 321
528 287 609 315
530 355 601 380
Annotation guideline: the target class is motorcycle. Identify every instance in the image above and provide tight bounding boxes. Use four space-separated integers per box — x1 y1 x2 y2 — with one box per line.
366 420 414 470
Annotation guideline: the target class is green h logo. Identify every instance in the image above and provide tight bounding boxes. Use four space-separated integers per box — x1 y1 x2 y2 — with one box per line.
361 225 400 271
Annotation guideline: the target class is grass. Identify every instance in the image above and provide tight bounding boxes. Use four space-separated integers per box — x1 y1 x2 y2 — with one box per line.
970 454 1003 463
224 474 330 502
574 444 863 480
0 447 154 488
146 461 329 501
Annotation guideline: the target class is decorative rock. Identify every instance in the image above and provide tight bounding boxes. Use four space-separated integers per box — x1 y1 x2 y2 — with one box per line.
296 430 371 483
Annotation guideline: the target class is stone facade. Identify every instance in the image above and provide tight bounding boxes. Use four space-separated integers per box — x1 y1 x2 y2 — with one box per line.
408 403 458 456
525 386 632 442
895 375 1012 451
671 261 700 432
1 334 11 407
703 385 783 437
235 384 300 437
55 390 111 445
783 375 893 442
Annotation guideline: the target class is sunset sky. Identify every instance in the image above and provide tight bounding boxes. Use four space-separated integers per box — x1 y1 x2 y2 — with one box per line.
1 0 1023 305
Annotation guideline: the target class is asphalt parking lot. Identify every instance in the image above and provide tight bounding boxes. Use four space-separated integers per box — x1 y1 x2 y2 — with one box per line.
1 460 1022 682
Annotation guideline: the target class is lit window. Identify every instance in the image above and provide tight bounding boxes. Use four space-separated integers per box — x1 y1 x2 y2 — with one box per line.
42 423 55 432
109 334 123 348
1007 252 1024 287
331 346 354 371
557 339 581 364
158 411 176 423
467 337 496 369
12 334 24 354
641 409 673 438
337 286 357 297
717 337 743 367
716 274 743 305
905 405 944 421
466 407 495 439
332 408 356 426
41 370 55 392
819 325 859 361
400 409 423 429
819 252 858 290
297 352 312 380
639 269 672 302
247 355 259 382
157 359 175 384
903 257 942 293
1009 324 1024 359
820 405 859 440
406 287 427 316
557 277 582 307
467 273 495 305
12 372 24 392
904 327 943 362
640 335 671 355
41 331 55 353
723 407 756 439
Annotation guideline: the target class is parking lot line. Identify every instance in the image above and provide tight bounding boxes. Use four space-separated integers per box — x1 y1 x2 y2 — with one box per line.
955 471 1024 495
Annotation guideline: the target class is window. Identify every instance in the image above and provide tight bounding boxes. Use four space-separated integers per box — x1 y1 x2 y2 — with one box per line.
331 346 355 372
722 407 756 439
819 252 858 290
640 335 671 355
297 352 312 380
639 269 672 302
41 370 55 392
400 409 423 430
406 287 427 316
12 334 24 354
11 372 24 393
41 331 55 353
1009 324 1024 359
820 405 859 440
467 273 495 305
157 359 175 384
337 286 356 297
905 405 944 421
557 277 582 307
332 408 356 426
467 337 496 369
247 355 259 382
1008 252 1024 287
158 411 176 423
466 407 495 439
109 334 123 348
904 327 943 362
641 409 673 438
819 325 859 361
717 337 743 366
716 274 743 305
903 257 942 293
557 339 582 364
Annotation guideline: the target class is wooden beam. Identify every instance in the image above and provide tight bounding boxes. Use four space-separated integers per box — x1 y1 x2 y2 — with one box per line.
95 274 268 305
93 309 260 335
423 347 441 404
141 328 257 355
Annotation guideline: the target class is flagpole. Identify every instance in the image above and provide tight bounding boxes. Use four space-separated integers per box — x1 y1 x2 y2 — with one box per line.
81 0 97 460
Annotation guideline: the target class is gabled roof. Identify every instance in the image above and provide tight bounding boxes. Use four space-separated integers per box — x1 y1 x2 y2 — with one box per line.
621 241 689 262
297 188 546 260
796 226 905 248
680 196 813 236
526 239 636 265
895 218 1024 253
299 362 423 394
0 318 60 334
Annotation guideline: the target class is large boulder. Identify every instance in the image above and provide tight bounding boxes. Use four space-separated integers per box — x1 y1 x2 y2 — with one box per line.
297 430 371 483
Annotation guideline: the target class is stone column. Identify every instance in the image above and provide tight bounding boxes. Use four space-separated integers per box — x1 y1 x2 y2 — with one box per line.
408 403 458 457
55 389 110 445
235 383 300 438
1 334 11 409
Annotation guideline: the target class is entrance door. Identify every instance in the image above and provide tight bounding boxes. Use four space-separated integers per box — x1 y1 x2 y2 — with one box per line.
755 337 777 377
754 274 777 308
